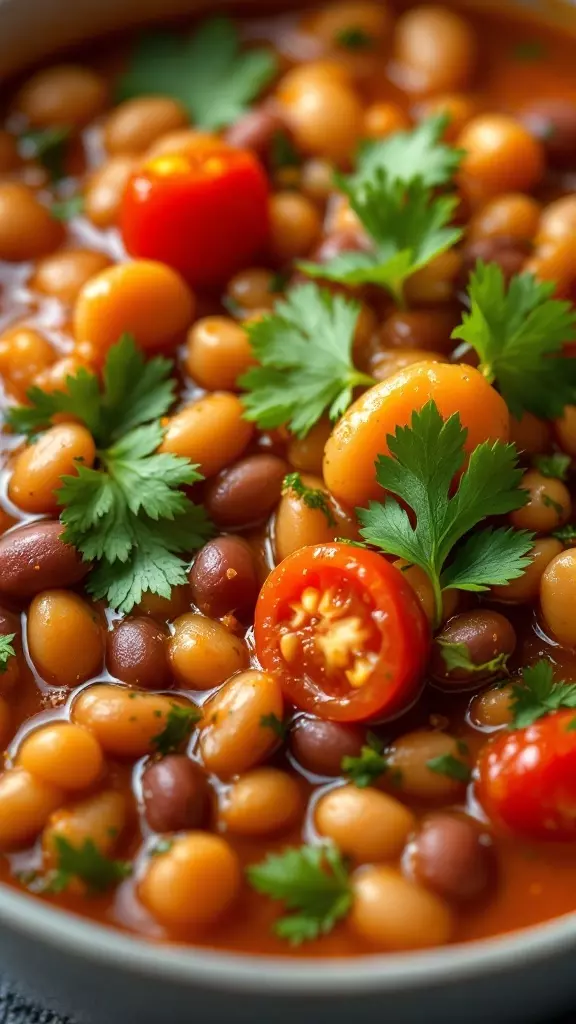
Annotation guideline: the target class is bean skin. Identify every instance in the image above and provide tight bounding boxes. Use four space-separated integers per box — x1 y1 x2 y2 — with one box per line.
0 521 89 599
189 536 259 618
430 610 517 689
106 617 170 689
408 812 495 903
204 454 288 528
142 756 211 832
289 717 365 777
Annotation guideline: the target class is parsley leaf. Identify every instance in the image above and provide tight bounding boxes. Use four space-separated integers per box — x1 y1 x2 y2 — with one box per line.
532 453 571 481
341 732 388 787
240 283 374 438
152 703 202 756
437 639 510 677
426 753 471 783
282 472 336 526
51 195 84 221
46 837 131 894
452 262 576 419
6 334 175 447
260 713 290 740
9 336 212 614
300 175 462 306
510 661 576 729
351 114 463 191
0 634 16 674
247 844 352 944
357 401 534 627
117 18 277 130
18 126 70 181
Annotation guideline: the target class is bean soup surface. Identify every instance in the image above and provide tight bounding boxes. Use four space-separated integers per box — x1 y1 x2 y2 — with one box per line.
2 0 576 959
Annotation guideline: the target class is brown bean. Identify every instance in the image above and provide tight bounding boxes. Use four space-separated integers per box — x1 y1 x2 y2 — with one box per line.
0 521 89 600
310 229 370 265
142 755 210 832
289 717 365 777
460 236 530 285
408 812 495 903
106 618 170 689
224 103 286 158
376 308 459 355
430 610 516 689
189 536 259 618
204 454 288 528
520 99 576 169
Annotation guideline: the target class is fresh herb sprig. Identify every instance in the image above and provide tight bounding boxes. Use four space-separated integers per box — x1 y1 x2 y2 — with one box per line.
426 753 471 783
283 472 336 526
0 634 16 674
240 283 374 438
341 732 388 788
152 704 202 756
19 126 70 181
45 837 131 894
532 453 571 481
247 844 352 944
437 639 511 677
117 17 277 130
452 262 576 420
510 661 576 729
7 335 212 614
357 401 534 627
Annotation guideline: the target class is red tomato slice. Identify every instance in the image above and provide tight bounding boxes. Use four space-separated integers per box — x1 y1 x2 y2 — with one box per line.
120 142 269 290
477 710 576 840
254 543 430 723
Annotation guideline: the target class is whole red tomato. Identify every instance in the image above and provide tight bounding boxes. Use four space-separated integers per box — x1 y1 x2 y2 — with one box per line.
121 141 270 290
477 710 576 840
254 543 430 723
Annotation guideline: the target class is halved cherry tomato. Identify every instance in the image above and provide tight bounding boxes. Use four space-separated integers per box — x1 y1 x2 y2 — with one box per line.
477 710 576 840
254 543 430 723
120 141 269 290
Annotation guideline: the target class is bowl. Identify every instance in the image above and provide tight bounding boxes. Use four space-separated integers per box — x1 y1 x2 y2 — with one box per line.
1 0 576 1021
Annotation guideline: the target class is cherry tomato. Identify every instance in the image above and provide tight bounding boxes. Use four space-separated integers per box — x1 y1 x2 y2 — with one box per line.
254 543 430 723
477 710 576 840
120 142 269 290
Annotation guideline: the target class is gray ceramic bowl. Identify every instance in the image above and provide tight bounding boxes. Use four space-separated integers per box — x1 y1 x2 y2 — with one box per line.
1 1 576 1021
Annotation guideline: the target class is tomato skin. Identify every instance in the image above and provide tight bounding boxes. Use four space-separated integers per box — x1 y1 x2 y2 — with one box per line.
120 143 270 290
254 543 430 723
477 710 576 840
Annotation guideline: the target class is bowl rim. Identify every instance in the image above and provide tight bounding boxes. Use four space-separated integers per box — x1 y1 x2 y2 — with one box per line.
0 880 574 993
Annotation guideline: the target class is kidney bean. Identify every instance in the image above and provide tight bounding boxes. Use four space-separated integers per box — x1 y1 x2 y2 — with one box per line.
204 454 288 528
107 617 170 689
289 717 365 777
408 812 495 903
430 610 517 689
519 99 576 169
460 236 530 285
224 102 286 159
142 755 210 832
0 521 89 600
189 536 259 618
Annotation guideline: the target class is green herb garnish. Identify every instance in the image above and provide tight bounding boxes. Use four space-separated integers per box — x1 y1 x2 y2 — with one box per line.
19 126 70 181
152 704 202 756
335 26 374 49
532 453 571 481
357 401 534 628
260 712 290 741
0 634 16 674
51 195 84 221
46 837 131 894
510 661 576 729
341 732 388 788
247 844 352 944
437 639 510 677
283 472 335 526
426 753 471 783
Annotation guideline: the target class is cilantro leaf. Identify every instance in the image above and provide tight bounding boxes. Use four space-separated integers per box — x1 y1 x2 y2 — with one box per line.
0 634 16 674
46 837 131 894
532 453 571 481
300 175 462 306
341 732 388 787
352 114 463 190
437 638 510 677
510 661 576 729
426 753 471 783
357 401 533 626
152 703 202 756
6 334 175 448
117 18 277 130
18 126 70 181
247 844 352 944
452 262 576 419
51 195 84 221
335 27 375 49
240 284 374 438
282 472 335 526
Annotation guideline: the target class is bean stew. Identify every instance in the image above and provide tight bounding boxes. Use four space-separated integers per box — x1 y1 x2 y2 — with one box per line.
3 0 576 959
